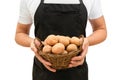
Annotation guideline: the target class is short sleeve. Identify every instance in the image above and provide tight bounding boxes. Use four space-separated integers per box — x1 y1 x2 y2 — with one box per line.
18 0 32 24
88 0 103 19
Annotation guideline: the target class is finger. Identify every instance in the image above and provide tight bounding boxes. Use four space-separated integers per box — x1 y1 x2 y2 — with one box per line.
30 39 38 53
69 59 84 68
35 54 52 66
42 59 52 66
71 50 87 61
81 44 88 58
71 42 88 61
34 38 41 49
81 38 89 53
69 62 78 68
82 38 89 49
68 64 73 68
69 61 78 68
71 59 84 65
71 56 83 61
44 64 56 72
31 46 37 53
72 42 88 60
36 55 55 72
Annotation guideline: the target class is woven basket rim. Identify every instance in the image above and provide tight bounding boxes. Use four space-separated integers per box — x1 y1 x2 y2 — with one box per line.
39 49 81 56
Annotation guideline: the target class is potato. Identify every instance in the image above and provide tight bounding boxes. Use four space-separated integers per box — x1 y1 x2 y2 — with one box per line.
62 50 68 54
44 35 58 46
66 36 71 41
52 43 65 54
58 36 70 46
42 45 52 53
66 44 78 52
70 36 81 46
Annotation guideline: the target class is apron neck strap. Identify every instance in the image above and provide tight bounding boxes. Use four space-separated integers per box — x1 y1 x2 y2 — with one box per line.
41 0 44 3
79 0 83 3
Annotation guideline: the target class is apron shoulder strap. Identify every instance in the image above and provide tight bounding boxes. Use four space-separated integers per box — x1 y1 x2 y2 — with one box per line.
79 0 83 3
41 0 44 3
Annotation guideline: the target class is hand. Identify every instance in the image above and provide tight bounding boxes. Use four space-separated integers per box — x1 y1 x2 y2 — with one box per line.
69 38 89 68
30 38 56 72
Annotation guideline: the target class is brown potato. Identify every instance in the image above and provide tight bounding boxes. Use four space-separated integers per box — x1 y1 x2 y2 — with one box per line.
70 36 80 46
42 45 52 53
58 36 70 46
44 35 58 46
62 50 68 54
66 36 71 41
66 44 78 52
52 43 65 54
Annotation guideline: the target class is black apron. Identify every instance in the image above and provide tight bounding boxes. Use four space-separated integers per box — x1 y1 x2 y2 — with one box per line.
33 0 88 80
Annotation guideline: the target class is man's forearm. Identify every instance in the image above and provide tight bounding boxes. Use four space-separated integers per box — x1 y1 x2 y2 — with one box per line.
87 29 107 46
15 33 34 47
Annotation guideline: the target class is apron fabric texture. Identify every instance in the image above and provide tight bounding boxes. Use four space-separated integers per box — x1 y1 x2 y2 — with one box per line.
33 0 88 80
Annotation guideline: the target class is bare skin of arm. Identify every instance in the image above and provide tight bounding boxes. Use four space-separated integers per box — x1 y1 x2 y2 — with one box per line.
15 23 56 72
15 23 33 47
87 16 107 46
69 16 107 68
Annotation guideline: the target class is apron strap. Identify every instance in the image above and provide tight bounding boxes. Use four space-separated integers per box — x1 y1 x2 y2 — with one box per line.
79 0 83 4
41 0 44 3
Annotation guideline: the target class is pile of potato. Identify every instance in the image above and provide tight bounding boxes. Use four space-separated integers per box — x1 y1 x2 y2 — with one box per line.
42 34 83 54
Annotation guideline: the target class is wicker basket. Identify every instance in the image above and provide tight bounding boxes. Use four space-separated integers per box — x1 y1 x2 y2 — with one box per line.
35 35 84 70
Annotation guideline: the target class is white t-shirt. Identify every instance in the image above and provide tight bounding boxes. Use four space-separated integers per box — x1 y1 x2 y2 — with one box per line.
18 0 103 24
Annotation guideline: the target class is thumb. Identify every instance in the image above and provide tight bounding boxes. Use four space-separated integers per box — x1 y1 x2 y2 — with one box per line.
34 38 41 50
82 40 85 50
82 38 89 50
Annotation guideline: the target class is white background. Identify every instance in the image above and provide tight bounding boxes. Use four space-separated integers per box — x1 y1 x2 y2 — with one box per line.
0 0 120 80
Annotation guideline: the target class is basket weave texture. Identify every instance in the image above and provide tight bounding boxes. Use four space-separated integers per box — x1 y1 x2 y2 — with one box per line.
36 35 84 70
